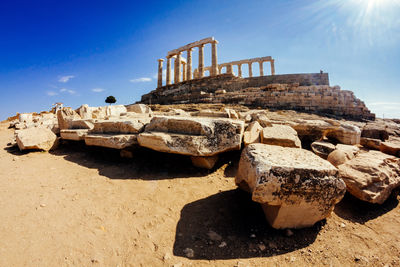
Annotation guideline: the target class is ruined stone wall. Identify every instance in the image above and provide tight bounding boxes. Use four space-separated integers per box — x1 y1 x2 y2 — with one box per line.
140 73 374 120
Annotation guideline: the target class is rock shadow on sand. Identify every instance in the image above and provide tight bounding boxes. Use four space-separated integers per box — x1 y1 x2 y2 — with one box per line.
334 191 399 224
49 141 212 181
173 189 322 260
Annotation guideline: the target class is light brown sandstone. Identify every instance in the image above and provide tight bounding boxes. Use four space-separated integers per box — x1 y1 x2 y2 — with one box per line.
260 124 301 148
338 150 400 204
361 137 381 150
85 134 138 149
311 141 335 159
16 127 58 151
190 155 219 169
60 129 89 141
243 121 263 146
236 144 346 229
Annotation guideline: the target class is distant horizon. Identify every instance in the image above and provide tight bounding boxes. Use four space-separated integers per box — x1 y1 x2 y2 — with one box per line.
1 0 399 120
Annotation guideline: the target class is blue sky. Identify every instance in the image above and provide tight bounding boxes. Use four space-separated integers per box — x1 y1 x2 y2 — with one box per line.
1 0 399 120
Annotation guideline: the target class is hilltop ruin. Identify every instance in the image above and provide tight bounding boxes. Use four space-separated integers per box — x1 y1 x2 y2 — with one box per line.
141 37 374 121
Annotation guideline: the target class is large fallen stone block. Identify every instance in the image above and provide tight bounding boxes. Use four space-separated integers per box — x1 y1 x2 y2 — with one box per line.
243 121 262 145
338 150 400 204
126 104 152 114
361 137 381 150
137 116 244 156
85 134 138 149
291 119 337 142
16 127 58 151
236 144 346 229
91 119 149 134
380 136 400 157
326 123 361 145
60 129 89 141
260 124 301 148
19 113 33 123
361 122 389 141
57 108 81 130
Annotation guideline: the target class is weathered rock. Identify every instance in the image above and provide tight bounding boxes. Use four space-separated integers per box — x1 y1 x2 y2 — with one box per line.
251 112 272 127
361 137 381 150
335 144 360 155
236 144 345 229
221 108 239 119
190 155 219 169
327 150 354 167
91 119 149 134
85 134 138 149
338 150 400 204
70 119 94 130
380 136 400 157
361 123 389 141
291 119 336 143
260 124 301 148
138 116 244 156
16 127 58 151
126 104 152 114
57 108 81 130
193 109 230 119
105 105 127 118
243 121 262 145
19 113 33 123
60 129 89 141
311 141 335 159
326 123 361 145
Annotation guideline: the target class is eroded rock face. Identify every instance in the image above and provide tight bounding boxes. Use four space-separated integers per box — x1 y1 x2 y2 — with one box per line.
236 144 346 229
16 127 58 151
361 137 381 150
380 136 400 157
362 122 389 141
138 116 244 156
260 124 301 148
60 129 89 141
126 104 152 114
338 150 400 204
91 119 149 134
326 123 361 145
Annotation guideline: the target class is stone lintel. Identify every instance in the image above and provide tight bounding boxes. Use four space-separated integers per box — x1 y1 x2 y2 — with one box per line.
219 56 273 67
167 37 215 57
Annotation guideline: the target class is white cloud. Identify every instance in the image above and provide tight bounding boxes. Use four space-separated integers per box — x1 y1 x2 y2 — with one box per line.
67 89 76 95
130 77 152 83
60 88 67 92
59 75 75 83
47 91 58 96
92 88 105 93
59 88 76 95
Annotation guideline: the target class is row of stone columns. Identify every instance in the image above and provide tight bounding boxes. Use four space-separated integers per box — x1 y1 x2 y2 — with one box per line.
218 59 275 78
157 40 219 87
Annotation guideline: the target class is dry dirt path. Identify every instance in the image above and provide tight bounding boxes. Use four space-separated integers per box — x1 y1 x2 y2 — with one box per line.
0 122 399 266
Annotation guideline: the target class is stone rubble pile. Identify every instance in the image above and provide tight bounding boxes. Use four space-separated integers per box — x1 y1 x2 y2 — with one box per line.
8 104 400 229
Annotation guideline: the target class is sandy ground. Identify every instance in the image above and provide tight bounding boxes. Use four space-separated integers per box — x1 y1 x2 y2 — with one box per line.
0 121 399 267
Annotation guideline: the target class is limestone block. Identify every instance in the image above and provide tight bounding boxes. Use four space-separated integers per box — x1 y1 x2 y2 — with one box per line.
236 144 346 229
311 141 335 159
190 155 219 169
91 119 149 134
77 104 97 119
106 105 127 118
380 136 400 157
260 124 301 148
193 109 230 118
126 104 152 114
326 123 361 145
291 119 337 142
85 134 138 149
338 150 400 204
361 123 389 141
251 112 272 127
361 137 381 150
57 108 81 130
243 121 262 145
19 113 33 123
138 116 244 156
60 129 89 141
70 119 94 130
16 127 58 151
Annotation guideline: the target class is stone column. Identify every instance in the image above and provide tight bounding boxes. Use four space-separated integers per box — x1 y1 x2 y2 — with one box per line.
270 60 275 75
182 62 186 81
157 59 164 88
186 48 192 80
174 52 182 83
198 44 204 78
259 61 264 76
248 62 253 77
227 64 233 75
218 66 223 74
211 41 218 76
166 57 172 85
238 64 242 77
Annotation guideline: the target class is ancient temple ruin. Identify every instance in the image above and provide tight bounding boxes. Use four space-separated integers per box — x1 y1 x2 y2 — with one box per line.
143 37 374 120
